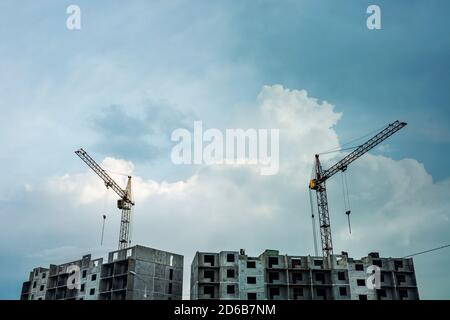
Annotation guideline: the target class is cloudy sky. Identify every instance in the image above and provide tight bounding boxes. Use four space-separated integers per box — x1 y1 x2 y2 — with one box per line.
0 0 449 299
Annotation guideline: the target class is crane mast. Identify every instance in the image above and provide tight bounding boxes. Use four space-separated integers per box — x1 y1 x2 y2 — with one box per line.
75 148 135 249
309 120 407 260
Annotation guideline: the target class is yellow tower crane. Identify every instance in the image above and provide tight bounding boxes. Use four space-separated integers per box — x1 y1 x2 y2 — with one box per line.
75 148 134 249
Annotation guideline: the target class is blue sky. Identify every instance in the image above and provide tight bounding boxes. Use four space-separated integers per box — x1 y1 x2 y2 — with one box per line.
0 0 449 299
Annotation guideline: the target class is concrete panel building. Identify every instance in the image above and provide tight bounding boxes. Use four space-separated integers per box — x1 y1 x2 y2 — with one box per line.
20 245 183 300
190 249 419 300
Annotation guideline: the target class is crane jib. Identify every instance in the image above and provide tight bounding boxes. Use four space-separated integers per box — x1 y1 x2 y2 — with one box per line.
322 120 407 182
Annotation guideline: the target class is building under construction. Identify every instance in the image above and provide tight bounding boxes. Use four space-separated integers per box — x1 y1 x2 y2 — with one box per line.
20 245 183 300
190 249 419 300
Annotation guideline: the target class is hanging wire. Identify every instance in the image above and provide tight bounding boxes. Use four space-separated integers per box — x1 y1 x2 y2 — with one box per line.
100 192 107 246
319 145 358 156
343 171 351 234
318 124 387 156
309 161 319 256
340 124 386 148
343 171 351 210
128 205 134 247
340 170 352 234
101 214 106 246
309 188 319 257
104 169 130 177
403 244 450 258
340 172 348 212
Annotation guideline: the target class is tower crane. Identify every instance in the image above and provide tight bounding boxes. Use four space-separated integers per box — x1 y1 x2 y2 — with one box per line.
75 148 135 249
309 120 407 261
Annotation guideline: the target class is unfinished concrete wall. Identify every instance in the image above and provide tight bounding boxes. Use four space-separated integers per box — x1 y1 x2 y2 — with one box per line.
218 251 239 299
238 255 265 300
190 249 420 300
21 244 183 300
190 252 199 299
192 252 220 299
21 267 49 300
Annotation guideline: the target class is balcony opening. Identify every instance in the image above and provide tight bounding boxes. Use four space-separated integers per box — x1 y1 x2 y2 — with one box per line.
315 273 325 284
227 285 235 294
293 288 303 299
292 259 301 268
377 289 387 299
292 272 302 283
316 288 326 300
247 277 256 284
269 287 280 300
397 274 406 284
394 260 403 271
399 289 408 300
373 259 382 268
247 292 257 300
204 255 215 266
268 257 278 268
203 286 214 298
314 260 323 267
269 272 279 283
204 270 215 282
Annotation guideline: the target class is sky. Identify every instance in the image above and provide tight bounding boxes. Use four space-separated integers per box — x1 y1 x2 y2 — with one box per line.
0 0 449 299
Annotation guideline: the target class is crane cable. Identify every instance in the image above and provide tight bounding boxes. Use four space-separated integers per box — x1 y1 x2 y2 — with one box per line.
318 124 387 156
309 162 320 256
100 192 108 246
403 244 450 258
104 169 130 177
309 188 319 257
101 194 107 246
341 170 352 234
